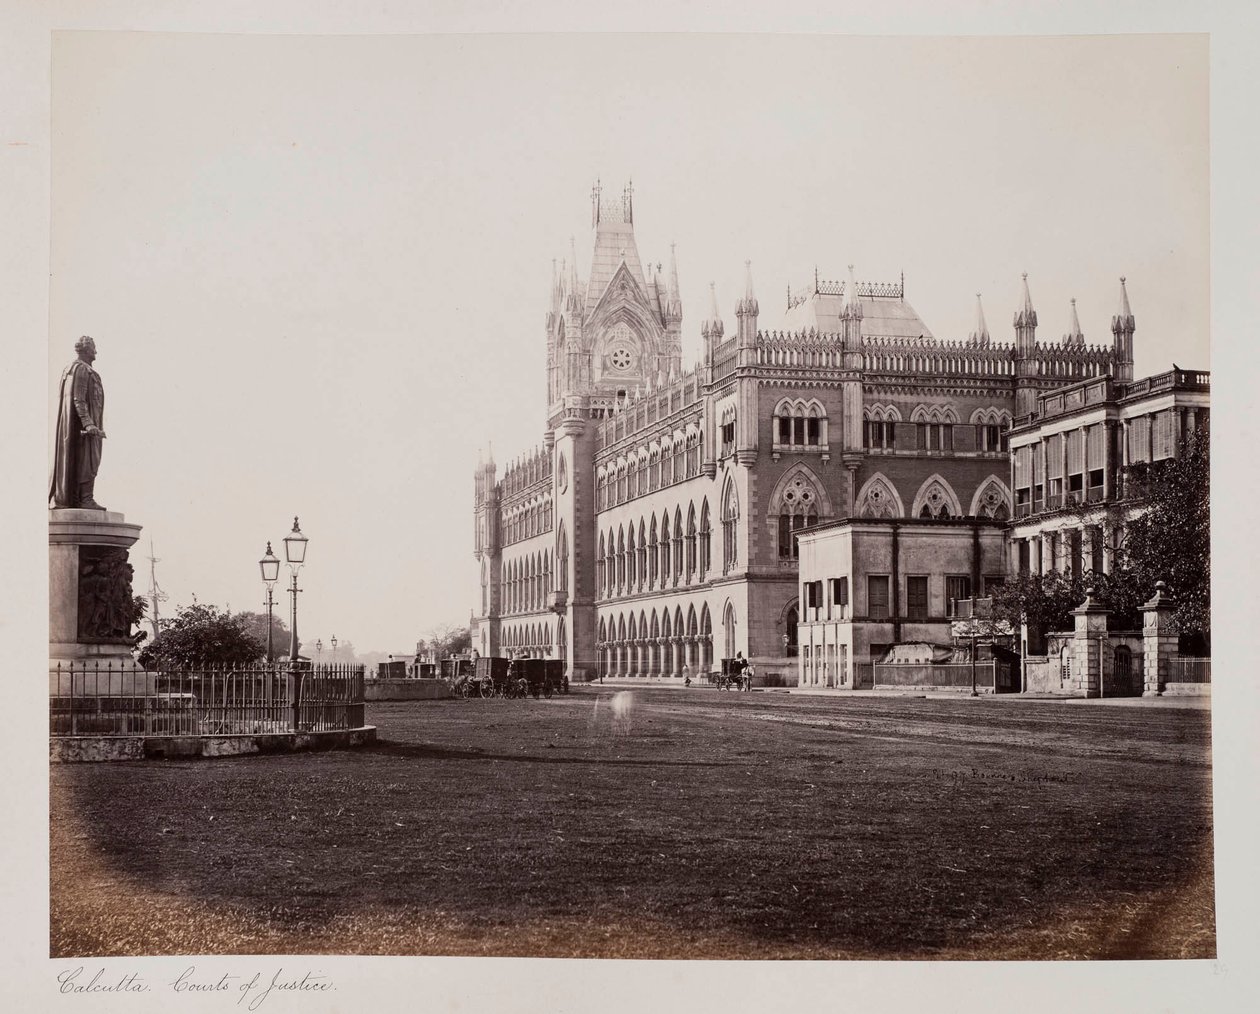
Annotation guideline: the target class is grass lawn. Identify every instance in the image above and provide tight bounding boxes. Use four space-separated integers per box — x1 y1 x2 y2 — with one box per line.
50 688 1215 959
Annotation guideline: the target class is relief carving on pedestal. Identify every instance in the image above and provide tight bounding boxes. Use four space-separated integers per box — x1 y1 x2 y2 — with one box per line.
78 547 143 642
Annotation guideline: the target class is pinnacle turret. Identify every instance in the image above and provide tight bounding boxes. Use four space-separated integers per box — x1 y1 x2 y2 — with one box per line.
1111 276 1135 382
970 293 990 345
701 282 724 339
1014 272 1038 329
736 260 759 317
664 242 683 323
841 264 863 319
1064 298 1085 346
1112 276 1135 331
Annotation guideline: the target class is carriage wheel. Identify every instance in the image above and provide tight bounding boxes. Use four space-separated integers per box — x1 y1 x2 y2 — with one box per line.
479 680 493 699
460 681 471 699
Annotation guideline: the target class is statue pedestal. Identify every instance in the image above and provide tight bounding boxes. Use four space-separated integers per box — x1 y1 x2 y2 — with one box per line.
49 508 154 695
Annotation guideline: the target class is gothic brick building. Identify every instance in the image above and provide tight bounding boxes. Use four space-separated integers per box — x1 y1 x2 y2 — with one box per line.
472 184 1130 680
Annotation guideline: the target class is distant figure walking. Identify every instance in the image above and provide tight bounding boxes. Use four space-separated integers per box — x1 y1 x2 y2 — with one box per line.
610 691 634 735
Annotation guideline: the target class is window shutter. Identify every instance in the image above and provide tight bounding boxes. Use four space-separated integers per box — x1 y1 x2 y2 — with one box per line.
1046 434 1063 477
1086 423 1104 466
1066 430 1084 474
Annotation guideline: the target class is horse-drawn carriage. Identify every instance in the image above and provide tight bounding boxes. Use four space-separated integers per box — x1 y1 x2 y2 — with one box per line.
715 657 752 692
445 656 569 699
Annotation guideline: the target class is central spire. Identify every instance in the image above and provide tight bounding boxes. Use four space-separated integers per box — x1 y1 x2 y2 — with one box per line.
585 178 647 317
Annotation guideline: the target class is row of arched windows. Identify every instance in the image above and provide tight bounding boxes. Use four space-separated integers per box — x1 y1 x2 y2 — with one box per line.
598 501 711 598
596 605 715 677
503 495 553 547
597 429 703 509
500 524 569 616
772 397 828 449
501 552 551 615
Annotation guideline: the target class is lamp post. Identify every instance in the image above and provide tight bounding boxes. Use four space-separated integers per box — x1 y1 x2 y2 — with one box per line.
283 516 309 730
331 634 338 667
316 639 323 665
258 541 280 664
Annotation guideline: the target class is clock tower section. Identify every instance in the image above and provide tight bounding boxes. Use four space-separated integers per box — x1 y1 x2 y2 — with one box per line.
546 181 681 424
544 182 682 679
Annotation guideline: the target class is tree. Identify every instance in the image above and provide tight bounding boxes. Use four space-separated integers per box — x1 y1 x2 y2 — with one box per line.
426 622 471 659
990 571 1085 650
235 610 297 661
1113 436 1210 637
137 603 265 669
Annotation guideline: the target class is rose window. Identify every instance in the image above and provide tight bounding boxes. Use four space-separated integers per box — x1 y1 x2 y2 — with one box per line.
610 347 633 371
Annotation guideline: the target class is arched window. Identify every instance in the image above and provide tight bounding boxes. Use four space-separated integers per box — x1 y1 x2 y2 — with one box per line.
672 506 684 582
618 464 628 503
661 441 674 485
636 519 648 590
699 499 712 576
969 476 1012 520
648 516 659 587
722 481 739 572
627 525 637 588
685 504 697 581
597 531 606 598
556 521 568 594
638 455 649 498
723 601 737 659
660 512 671 579
772 469 823 559
674 435 686 482
913 475 962 519
617 527 626 591
856 474 904 518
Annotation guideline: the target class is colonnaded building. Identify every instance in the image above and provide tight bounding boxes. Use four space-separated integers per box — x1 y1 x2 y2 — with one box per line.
471 183 1131 680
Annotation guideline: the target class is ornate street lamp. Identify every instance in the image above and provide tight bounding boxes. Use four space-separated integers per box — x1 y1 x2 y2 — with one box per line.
258 541 280 664
283 516 309 731
316 638 323 664
283 516 308 662
331 634 338 666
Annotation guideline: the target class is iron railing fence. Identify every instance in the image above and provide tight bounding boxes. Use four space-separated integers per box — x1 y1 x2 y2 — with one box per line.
50 661 365 738
1168 657 1212 684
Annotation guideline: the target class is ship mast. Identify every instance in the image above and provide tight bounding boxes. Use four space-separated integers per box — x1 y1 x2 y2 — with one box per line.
146 537 167 640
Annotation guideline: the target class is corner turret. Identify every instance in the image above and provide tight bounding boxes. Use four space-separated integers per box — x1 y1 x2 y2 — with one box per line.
1111 276 1135 382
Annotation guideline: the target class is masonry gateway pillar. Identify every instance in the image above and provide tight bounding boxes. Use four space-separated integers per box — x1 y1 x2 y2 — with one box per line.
1141 581 1178 697
1070 589 1110 698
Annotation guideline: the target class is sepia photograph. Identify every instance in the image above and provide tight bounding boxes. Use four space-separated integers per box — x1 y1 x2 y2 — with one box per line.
6 3 1258 1012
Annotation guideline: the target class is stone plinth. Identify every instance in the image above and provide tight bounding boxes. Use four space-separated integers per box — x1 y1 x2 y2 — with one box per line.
49 508 148 689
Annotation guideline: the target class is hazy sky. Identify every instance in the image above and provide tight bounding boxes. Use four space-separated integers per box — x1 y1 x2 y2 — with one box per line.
49 32 1208 653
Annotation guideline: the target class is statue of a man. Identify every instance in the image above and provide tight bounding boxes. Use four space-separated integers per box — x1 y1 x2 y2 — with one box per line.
50 335 106 510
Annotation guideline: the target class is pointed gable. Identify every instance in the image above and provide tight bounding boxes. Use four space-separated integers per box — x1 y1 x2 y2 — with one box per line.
585 201 648 318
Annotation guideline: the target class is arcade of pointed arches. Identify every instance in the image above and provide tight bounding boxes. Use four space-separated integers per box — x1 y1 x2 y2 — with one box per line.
597 602 714 678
